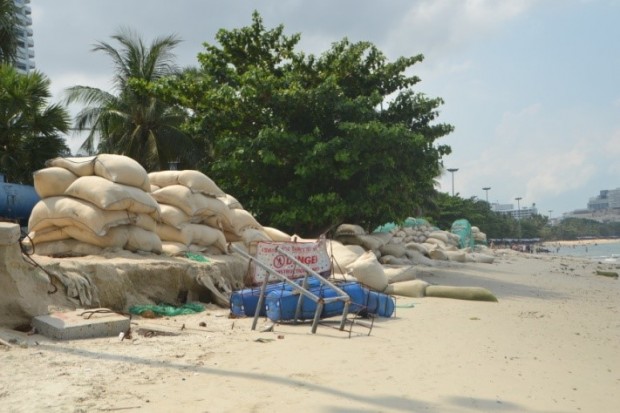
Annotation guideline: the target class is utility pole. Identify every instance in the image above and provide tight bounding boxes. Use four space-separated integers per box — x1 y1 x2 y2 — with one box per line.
447 168 459 196
482 187 491 203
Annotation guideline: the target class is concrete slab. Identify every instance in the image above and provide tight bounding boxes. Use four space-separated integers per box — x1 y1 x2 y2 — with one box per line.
32 308 130 340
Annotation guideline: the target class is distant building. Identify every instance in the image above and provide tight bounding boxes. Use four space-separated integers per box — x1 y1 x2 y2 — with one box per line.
588 188 620 211
13 0 35 74
491 202 538 219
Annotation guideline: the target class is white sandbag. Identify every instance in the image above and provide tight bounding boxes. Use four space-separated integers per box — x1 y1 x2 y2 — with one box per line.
384 266 419 284
161 241 188 256
65 176 160 216
158 204 192 229
425 285 498 302
178 170 225 196
240 227 271 245
147 170 181 187
405 242 429 256
228 208 262 234
126 226 162 253
33 167 78 198
261 226 291 242
445 250 467 262
218 193 243 209
28 196 134 236
150 184 160 192
130 213 157 232
346 250 388 292
45 156 96 177
335 224 366 236
379 255 412 265
151 185 232 225
27 227 71 244
156 223 188 244
379 243 407 258
425 237 447 249
63 225 129 248
428 231 450 244
327 240 364 274
429 249 448 261
93 154 150 192
181 223 227 253
32 239 103 257
384 279 429 297
467 252 495 264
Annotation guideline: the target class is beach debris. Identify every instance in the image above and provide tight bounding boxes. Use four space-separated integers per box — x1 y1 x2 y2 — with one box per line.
595 270 619 279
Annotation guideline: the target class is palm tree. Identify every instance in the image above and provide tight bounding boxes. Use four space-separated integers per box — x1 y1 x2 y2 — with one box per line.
64 27 195 171
0 65 71 184
0 0 17 64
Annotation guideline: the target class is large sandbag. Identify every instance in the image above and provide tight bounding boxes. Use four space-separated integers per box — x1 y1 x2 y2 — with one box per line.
239 227 271 246
181 223 227 252
148 170 225 197
444 250 467 263
131 213 157 232
346 250 388 292
384 279 429 297
156 223 187 244
27 227 71 245
405 242 429 256
384 266 419 284
28 196 134 236
65 176 160 216
94 154 150 192
126 226 162 253
33 167 78 198
327 240 364 274
425 285 498 302
429 249 448 261
262 226 291 242
379 255 412 265
425 237 447 249
158 203 192 228
32 239 103 257
63 225 129 248
379 243 407 258
335 233 390 252
335 224 366 236
218 193 243 209
161 241 188 256
227 208 262 234
467 252 495 264
151 185 232 224
45 156 96 177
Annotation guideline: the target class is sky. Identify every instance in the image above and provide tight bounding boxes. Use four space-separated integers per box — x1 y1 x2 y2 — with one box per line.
30 0 620 218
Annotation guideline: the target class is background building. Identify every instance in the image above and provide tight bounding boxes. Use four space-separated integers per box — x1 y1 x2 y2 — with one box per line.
13 0 34 73
491 202 538 219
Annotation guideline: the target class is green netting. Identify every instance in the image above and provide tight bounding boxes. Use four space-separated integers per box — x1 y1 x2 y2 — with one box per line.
186 252 209 262
403 217 431 228
129 302 205 317
373 222 398 233
451 219 474 249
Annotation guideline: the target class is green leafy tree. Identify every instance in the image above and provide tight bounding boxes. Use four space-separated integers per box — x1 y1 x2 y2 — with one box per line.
152 12 453 235
65 27 195 171
0 0 17 64
0 65 70 184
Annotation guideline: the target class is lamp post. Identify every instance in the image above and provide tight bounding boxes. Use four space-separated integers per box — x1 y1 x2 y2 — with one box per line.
515 197 522 240
482 187 491 203
447 168 459 196
548 210 553 219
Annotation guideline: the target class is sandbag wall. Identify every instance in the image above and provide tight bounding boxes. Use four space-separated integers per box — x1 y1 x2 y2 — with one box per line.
148 170 275 256
333 221 493 266
27 154 162 257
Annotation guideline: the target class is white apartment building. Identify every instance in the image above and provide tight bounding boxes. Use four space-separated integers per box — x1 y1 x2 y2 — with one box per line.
491 202 538 219
13 0 34 73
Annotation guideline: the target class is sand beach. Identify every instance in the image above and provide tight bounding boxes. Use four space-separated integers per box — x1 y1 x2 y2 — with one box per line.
1 249 618 413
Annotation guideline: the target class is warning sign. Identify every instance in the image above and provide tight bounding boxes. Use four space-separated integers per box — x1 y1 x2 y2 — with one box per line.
251 239 331 284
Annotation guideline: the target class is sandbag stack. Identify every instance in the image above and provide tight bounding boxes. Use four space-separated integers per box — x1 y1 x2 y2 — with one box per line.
148 170 284 256
471 226 488 245
26 154 162 257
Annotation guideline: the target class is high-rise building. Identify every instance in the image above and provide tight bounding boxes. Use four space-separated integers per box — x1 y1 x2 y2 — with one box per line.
12 0 34 73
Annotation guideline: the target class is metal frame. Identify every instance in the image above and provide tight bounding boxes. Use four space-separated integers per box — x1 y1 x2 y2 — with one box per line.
229 243 352 334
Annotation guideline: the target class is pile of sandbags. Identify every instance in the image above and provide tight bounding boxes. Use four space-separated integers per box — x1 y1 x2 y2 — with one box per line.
148 170 291 256
26 154 162 257
333 220 495 266
472 226 488 244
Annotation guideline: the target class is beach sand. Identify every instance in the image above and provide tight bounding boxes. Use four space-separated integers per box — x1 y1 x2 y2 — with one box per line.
1 251 619 413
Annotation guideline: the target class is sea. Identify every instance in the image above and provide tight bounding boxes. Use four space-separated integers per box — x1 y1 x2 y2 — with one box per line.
547 240 620 263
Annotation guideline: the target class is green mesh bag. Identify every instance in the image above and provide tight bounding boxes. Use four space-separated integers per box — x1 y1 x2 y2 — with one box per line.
451 219 474 249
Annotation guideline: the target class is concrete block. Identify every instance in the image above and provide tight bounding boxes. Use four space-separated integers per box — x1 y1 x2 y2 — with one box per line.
0 222 20 246
32 308 130 340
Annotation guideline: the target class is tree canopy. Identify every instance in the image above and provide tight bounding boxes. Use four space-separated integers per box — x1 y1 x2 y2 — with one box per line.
152 12 453 235
0 65 70 184
64 27 195 171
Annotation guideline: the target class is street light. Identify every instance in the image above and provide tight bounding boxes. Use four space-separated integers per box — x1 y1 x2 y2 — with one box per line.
515 197 522 240
482 187 491 203
447 168 459 196
548 210 553 219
